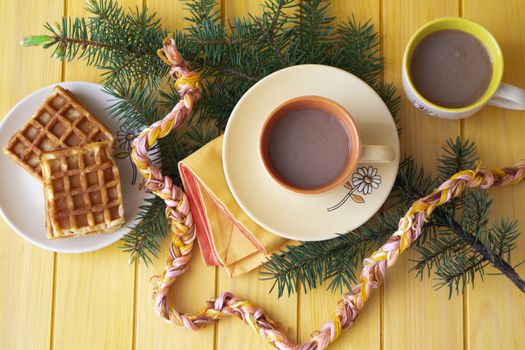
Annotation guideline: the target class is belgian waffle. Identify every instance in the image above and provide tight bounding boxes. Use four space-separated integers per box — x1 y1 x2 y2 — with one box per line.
3 86 115 180
41 142 125 239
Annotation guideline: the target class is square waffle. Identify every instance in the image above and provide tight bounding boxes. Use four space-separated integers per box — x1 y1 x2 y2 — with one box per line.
3 85 115 180
41 142 125 239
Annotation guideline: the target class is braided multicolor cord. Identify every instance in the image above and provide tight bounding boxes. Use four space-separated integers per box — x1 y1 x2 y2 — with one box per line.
130 37 525 350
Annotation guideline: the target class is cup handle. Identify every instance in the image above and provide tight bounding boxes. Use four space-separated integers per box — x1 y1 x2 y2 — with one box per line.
360 145 395 163
488 82 525 110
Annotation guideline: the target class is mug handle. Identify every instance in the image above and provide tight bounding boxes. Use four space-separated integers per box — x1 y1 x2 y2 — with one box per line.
361 145 395 163
488 82 525 110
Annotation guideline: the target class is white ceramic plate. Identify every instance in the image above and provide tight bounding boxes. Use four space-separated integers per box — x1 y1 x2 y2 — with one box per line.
0 81 149 253
223 65 400 241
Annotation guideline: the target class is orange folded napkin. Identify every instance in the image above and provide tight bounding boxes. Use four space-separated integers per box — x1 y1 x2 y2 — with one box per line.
179 135 293 277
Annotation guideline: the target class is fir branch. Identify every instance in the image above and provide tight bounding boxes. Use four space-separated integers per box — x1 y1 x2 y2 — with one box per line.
334 17 382 86
251 0 297 67
120 196 169 265
183 0 222 26
33 1 168 88
103 77 161 132
375 82 401 122
261 242 336 296
193 77 249 129
185 123 220 147
484 219 521 260
447 217 525 293
217 66 259 81
290 0 335 64
461 189 492 235
394 156 438 205
437 137 479 180
261 208 406 297
434 253 487 298
411 144 523 296
411 232 465 279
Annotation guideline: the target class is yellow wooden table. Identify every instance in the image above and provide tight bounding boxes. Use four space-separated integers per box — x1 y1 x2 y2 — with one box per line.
1 1 524 349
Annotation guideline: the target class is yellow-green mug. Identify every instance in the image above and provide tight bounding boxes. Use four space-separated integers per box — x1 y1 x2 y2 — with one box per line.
402 17 525 119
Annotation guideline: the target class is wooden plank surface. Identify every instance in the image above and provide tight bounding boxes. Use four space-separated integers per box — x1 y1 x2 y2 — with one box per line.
0 1 62 349
462 1 525 349
1 0 525 349
297 2 382 349
381 1 464 350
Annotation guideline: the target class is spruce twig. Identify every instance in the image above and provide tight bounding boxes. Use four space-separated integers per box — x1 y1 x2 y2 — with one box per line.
120 197 169 265
448 218 525 293
261 208 409 297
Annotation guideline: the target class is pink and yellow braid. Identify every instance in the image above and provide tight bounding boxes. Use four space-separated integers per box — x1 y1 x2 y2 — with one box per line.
130 37 525 350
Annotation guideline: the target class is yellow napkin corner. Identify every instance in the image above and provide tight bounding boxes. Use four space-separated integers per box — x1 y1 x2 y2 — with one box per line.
179 135 294 277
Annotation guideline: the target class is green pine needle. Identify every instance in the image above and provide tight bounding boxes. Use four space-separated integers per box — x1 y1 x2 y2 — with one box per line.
411 231 466 280
334 17 382 86
375 82 401 125
435 253 486 298
36 1 168 88
120 196 169 265
103 76 161 133
261 208 407 297
438 137 479 180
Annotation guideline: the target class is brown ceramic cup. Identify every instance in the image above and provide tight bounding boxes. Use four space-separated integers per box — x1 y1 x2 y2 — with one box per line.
259 96 394 195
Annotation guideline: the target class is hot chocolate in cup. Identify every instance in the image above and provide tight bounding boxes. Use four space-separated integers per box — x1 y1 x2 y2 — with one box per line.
259 96 395 195
403 17 525 119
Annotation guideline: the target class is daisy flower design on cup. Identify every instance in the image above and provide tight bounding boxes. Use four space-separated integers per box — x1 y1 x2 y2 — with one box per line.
352 166 382 195
327 166 382 212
